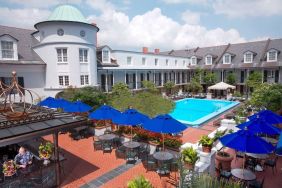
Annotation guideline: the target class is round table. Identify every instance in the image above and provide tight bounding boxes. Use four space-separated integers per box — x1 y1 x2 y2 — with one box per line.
246 153 269 159
231 168 256 181
98 134 116 141
153 151 174 161
123 141 141 149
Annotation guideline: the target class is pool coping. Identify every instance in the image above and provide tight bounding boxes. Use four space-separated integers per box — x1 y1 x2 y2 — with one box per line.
171 98 240 127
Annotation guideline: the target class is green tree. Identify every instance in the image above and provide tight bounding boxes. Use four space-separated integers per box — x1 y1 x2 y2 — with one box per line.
226 72 236 85
127 175 153 188
249 83 282 112
163 81 175 95
141 80 157 93
194 68 203 83
203 72 217 86
246 71 262 89
72 86 108 109
111 82 131 97
186 78 203 94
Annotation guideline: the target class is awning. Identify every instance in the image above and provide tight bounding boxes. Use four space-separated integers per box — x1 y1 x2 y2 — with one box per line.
208 82 236 90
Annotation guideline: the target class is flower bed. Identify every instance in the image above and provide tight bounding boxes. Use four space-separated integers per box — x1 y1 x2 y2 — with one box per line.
2 160 17 177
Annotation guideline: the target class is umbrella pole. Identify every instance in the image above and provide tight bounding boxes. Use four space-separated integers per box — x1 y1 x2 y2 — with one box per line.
131 126 132 142
162 133 164 151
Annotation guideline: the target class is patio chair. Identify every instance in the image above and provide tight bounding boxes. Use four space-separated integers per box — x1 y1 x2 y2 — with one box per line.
157 163 170 177
138 144 149 160
102 142 112 154
264 156 278 174
126 151 137 164
113 137 122 148
115 146 126 159
245 158 256 172
93 139 102 151
170 158 178 171
235 151 244 163
248 177 265 188
145 155 157 172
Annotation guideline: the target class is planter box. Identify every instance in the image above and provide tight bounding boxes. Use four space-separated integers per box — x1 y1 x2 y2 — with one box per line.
94 125 111 136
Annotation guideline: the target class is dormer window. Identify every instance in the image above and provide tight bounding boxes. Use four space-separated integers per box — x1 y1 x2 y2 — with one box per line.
127 56 132 65
191 56 197 65
1 41 14 59
223 54 231 64
142 57 146 65
175 60 178 66
244 52 253 63
102 50 109 62
267 50 277 62
155 58 158 66
205 55 212 65
166 59 169 66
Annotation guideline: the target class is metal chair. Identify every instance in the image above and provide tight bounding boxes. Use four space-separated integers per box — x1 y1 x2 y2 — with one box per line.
102 142 112 154
157 163 170 177
145 155 157 172
93 139 102 151
113 137 122 148
248 177 265 188
115 146 126 159
235 151 244 163
126 151 137 164
264 156 278 174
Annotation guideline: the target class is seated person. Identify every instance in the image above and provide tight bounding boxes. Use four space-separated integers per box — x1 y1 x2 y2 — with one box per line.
14 147 33 168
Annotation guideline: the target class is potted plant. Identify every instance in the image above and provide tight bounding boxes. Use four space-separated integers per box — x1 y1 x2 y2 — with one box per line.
199 135 214 153
215 150 234 171
182 147 199 170
39 142 54 165
127 175 153 188
2 160 17 177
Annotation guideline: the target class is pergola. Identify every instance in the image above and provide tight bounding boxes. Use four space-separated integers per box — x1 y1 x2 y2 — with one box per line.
207 82 236 99
0 72 88 186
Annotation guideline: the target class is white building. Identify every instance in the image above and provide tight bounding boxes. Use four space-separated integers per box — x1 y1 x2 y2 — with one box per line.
0 4 282 99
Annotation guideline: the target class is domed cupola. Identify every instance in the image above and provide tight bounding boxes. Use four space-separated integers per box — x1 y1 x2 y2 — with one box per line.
48 4 88 24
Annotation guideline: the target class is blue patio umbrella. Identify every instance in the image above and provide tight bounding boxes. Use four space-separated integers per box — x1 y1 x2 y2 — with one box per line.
219 129 275 154
112 108 149 126
249 110 282 125
37 97 60 108
142 114 187 149
112 108 149 140
88 105 121 120
63 101 92 113
237 117 281 136
276 132 282 155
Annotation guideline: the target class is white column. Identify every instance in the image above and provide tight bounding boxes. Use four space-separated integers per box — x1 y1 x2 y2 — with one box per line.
153 70 155 84
112 71 115 85
105 71 108 93
261 69 264 83
161 71 164 86
124 70 127 83
135 70 138 90
174 71 176 84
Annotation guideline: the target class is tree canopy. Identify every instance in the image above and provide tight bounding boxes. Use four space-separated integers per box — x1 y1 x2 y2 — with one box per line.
163 81 175 95
249 83 282 112
246 71 262 90
226 72 236 85
185 78 203 94
141 80 157 93
203 72 217 86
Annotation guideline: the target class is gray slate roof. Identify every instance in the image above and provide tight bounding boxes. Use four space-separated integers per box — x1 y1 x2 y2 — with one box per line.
161 38 282 69
0 25 44 64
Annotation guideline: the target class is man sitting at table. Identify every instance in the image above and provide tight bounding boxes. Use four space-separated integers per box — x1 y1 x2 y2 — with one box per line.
14 147 33 168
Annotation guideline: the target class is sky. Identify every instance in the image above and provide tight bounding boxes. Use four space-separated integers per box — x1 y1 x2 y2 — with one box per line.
0 0 281 51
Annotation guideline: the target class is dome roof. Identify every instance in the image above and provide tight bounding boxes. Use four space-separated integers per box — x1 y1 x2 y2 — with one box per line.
48 5 88 24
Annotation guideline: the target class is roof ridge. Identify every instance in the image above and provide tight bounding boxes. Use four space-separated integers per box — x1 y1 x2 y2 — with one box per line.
0 24 35 32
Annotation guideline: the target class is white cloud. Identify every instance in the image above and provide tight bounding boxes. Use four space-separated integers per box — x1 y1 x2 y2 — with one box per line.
181 10 201 25
6 0 82 8
0 7 50 29
213 0 282 18
162 0 208 5
87 4 245 50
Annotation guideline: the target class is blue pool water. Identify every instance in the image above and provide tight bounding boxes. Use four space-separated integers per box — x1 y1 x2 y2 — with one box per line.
169 98 239 126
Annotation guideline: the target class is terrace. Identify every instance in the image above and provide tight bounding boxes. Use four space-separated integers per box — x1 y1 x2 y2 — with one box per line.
0 73 281 188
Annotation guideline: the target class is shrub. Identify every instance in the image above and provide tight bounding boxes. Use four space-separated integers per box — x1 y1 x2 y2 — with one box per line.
127 175 153 188
182 147 199 165
199 135 214 147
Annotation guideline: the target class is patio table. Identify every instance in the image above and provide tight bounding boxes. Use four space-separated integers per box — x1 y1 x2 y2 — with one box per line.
98 134 117 141
231 168 256 181
123 141 140 149
153 151 174 161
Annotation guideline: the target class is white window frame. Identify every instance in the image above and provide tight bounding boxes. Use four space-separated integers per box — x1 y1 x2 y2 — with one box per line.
58 75 69 86
57 48 68 63
1 41 14 59
127 56 132 65
244 52 253 63
102 50 109 62
205 55 212 65
191 56 197 65
79 48 88 63
155 58 158 66
80 75 89 86
142 57 146 66
223 54 231 64
267 50 277 62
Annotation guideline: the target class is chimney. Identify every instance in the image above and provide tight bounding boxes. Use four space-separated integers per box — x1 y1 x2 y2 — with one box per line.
143 47 148 54
154 48 160 54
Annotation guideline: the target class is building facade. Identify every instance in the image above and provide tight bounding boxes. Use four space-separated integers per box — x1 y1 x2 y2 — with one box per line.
0 4 281 99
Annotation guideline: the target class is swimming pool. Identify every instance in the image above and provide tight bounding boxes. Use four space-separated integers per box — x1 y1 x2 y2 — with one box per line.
169 98 239 126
